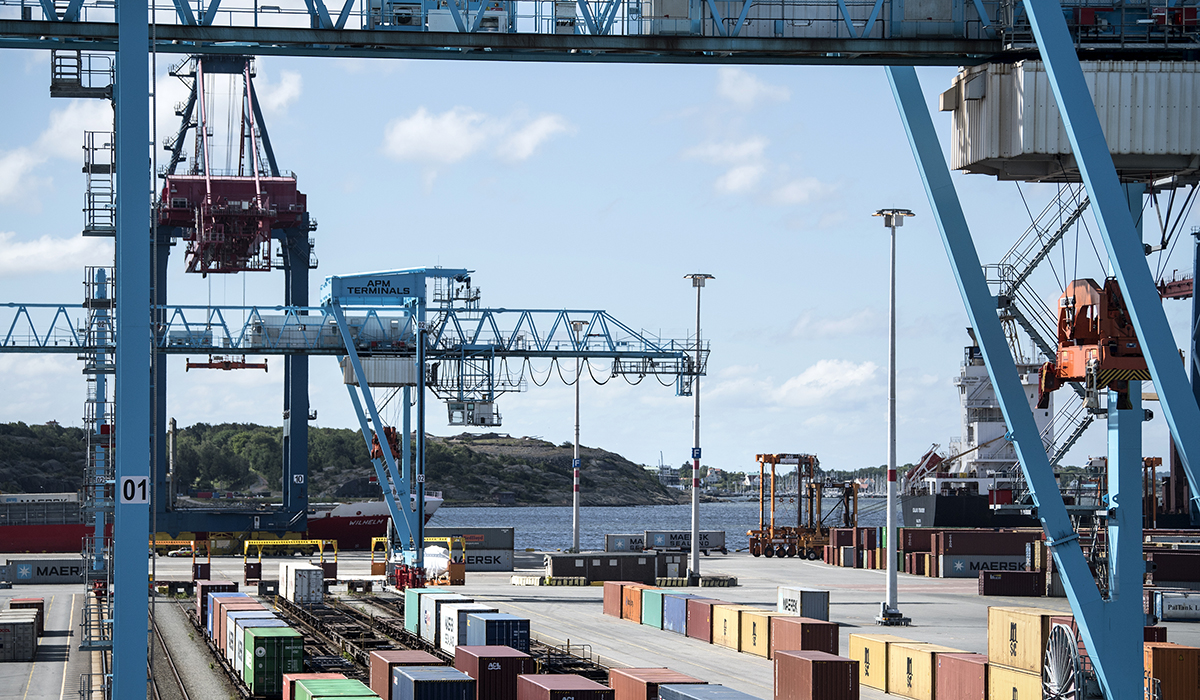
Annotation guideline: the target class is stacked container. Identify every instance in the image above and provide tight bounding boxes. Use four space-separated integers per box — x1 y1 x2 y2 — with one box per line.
208 592 251 637
441 603 500 655
466 613 531 653
422 594 473 646
711 605 756 650
773 650 858 700
236 618 292 674
517 675 613 700
243 627 304 696
196 580 238 625
608 668 705 700
885 643 964 700
739 610 791 658
369 650 444 698
224 609 277 662
640 590 687 630
662 594 699 635
0 611 37 661
293 678 376 700
404 588 448 633
280 562 325 605
685 599 728 643
1144 642 1200 699
8 598 45 637
658 685 761 700
934 653 987 700
986 607 1061 695
284 673 347 700
848 633 915 693
392 667 476 700
602 582 635 617
455 646 537 700
776 588 830 621
769 617 838 657
215 597 263 647
622 585 655 623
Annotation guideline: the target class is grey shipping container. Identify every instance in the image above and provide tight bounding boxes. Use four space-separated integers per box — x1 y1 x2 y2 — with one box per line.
466 613 531 653
644 531 727 554
776 587 830 621
441 603 499 655
659 685 763 700
0 617 36 661
392 666 476 700
605 534 645 552
6 558 84 584
422 594 472 645
1156 591 1200 620
426 527 515 550
460 550 514 572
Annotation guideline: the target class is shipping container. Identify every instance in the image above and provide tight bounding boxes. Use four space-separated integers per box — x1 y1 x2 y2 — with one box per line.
370 651 444 698
605 534 645 552
459 550 515 572
208 593 252 637
236 618 291 675
1145 626 1168 642
454 646 537 700
939 531 1040 556
986 607 1061 675
643 531 726 553
205 591 248 636
441 603 500 655
405 588 449 633
776 588 829 621
772 650 858 700
294 678 376 700
848 633 915 692
1144 642 1200 700
421 594 472 645
622 585 655 623
392 667 477 700
641 590 687 630
280 562 325 605
935 653 987 700
685 599 728 643
609 668 705 700
0 616 36 661
986 665 1040 700
516 674 614 700
769 616 838 658
216 599 264 647
1155 590 1200 621
938 555 1027 578
604 582 638 618
978 571 1044 596
465 613 531 654
1149 551 1200 583
196 580 238 625
658 685 763 700
8 598 44 636
284 674 346 700
425 527 515 551
224 610 277 663
885 643 964 700
740 610 791 658
243 627 304 697
662 594 699 635
711 605 756 650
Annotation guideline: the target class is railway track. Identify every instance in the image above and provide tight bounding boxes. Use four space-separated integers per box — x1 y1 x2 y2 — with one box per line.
150 606 190 700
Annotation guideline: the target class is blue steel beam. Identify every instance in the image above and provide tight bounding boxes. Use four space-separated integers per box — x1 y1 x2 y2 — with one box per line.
885 65 1128 697
113 0 151 695
1023 0 1200 516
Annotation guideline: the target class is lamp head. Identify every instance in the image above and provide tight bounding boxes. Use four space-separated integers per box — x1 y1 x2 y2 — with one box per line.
873 208 915 228
685 273 715 288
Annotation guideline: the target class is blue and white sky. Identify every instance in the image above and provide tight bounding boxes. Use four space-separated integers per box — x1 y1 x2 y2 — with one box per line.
0 50 1194 476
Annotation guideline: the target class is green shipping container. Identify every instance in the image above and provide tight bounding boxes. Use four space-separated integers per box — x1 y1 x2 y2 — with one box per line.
640 590 686 630
295 678 376 700
404 588 448 634
243 627 304 697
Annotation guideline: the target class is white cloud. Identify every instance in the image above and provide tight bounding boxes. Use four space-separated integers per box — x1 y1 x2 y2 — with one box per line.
0 149 47 204
382 108 572 171
684 138 767 166
255 70 303 114
790 308 881 338
771 176 833 205
0 231 113 276
715 164 765 193
0 100 111 206
716 68 790 108
772 359 878 406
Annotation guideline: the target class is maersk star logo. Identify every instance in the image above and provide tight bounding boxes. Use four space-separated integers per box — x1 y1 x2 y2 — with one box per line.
615 540 626 550
17 564 32 579
953 560 965 573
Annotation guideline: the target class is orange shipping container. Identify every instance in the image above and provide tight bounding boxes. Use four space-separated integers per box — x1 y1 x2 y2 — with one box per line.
1144 642 1200 700
622 585 656 623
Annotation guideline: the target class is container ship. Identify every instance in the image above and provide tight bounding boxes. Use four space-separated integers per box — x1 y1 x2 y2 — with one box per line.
0 491 442 553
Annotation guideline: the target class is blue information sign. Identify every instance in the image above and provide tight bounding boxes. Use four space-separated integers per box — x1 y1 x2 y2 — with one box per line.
572 458 581 468
691 447 702 460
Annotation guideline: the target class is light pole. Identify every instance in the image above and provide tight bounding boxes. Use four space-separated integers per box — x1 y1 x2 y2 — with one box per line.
684 273 713 581
571 319 586 553
873 208 913 626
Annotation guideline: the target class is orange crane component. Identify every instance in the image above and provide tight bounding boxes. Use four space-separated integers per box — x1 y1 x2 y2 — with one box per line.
749 453 855 559
184 355 268 371
1037 278 1149 411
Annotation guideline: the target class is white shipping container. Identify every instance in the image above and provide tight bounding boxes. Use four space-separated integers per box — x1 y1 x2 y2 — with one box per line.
279 562 324 605
226 611 275 664
946 60 1200 182
439 603 498 655
340 357 418 387
1157 591 1200 620
777 586 831 621
0 617 37 661
420 593 470 645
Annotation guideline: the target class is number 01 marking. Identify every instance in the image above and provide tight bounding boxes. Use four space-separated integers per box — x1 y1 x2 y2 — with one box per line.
120 476 149 504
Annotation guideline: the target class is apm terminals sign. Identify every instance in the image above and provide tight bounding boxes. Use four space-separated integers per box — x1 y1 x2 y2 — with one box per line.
8 558 85 584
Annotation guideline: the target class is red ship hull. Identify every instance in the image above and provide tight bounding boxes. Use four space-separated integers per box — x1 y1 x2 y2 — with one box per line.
0 524 105 554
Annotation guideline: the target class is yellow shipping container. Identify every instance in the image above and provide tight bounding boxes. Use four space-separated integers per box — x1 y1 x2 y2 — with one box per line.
848 633 917 692
886 643 965 700
988 664 1042 700
987 606 1064 674
1145 642 1200 700
712 605 756 650
739 610 792 658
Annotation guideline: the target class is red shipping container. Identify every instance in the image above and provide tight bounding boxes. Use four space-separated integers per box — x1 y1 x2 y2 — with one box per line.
685 598 727 643
1147 551 1200 583
978 571 1045 597
773 650 858 700
456 646 537 700
283 673 345 700
609 668 705 700
195 580 237 623
1145 626 1168 643
934 653 986 700
770 616 839 658
939 531 1041 556
214 599 263 646
604 582 638 618
518 675 614 700
830 529 854 547
623 584 655 623
900 529 938 553
370 649 444 697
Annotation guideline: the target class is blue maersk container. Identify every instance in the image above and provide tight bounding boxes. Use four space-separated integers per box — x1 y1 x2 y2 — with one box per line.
660 685 763 700
391 667 476 700
465 612 530 653
207 592 250 636
662 594 699 635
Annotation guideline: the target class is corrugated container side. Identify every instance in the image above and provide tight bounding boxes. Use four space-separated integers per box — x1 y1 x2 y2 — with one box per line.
206 591 247 636
9 598 44 637
776 587 830 621
622 585 653 623
739 611 790 658
641 590 685 630
658 685 763 700
848 633 914 692
685 599 727 643
392 667 477 700
441 604 499 655
454 646 536 700
608 668 704 700
370 650 444 698
196 580 237 624
662 595 697 635
1145 626 1168 642
0 618 37 661
769 617 838 658
224 611 277 662
405 589 449 634
885 643 964 700
422 594 472 645
711 605 756 650
243 628 304 697
935 653 988 700
773 650 858 700
986 607 1060 674
603 582 635 618
1144 642 1200 700
465 613 531 654
516 674 614 700
986 665 1040 700
236 619 291 673
284 673 346 700
216 600 264 647
294 678 374 700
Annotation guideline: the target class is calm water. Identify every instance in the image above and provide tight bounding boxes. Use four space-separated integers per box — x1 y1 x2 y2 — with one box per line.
426 497 890 551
